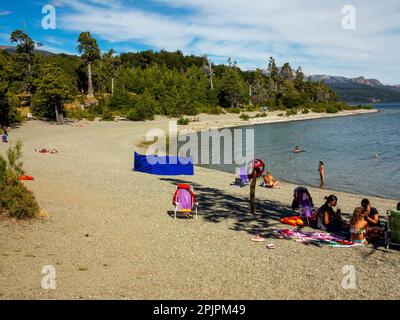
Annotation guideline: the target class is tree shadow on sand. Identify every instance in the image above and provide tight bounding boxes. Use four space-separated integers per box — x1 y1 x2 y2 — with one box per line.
161 178 398 258
160 178 293 238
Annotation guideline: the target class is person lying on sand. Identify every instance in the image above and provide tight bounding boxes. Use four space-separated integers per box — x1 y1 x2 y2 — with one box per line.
317 195 348 232
349 207 369 244
263 171 280 189
36 148 59 154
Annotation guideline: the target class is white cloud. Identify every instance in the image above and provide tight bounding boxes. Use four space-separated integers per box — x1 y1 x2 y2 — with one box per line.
58 0 400 84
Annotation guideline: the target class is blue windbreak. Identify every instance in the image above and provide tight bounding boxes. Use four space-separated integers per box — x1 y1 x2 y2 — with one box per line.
133 152 194 176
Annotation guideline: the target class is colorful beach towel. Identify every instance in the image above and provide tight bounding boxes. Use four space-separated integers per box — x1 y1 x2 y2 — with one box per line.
274 229 363 248
280 216 304 227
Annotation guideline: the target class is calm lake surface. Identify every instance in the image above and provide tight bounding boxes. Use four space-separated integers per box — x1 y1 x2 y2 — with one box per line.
201 103 400 200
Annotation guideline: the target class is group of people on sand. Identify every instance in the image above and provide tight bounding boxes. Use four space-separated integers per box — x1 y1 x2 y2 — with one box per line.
317 195 400 244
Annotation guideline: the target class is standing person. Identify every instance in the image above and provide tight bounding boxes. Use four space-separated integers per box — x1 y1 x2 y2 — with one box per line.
397 202 400 211
318 161 325 187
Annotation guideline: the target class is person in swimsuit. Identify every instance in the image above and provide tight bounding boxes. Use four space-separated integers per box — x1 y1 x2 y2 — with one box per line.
263 171 280 189
350 207 369 244
318 161 325 187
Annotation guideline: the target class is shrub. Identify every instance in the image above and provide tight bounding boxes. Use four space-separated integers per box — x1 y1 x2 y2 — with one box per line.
227 107 241 114
88 101 105 115
127 91 157 121
325 105 339 113
240 113 250 121
205 105 224 115
101 108 114 121
0 141 39 219
177 117 189 125
361 105 373 110
302 109 310 114
108 88 136 110
278 113 284 117
254 112 268 118
244 104 259 112
127 109 144 121
0 183 39 219
66 108 96 121
285 109 298 117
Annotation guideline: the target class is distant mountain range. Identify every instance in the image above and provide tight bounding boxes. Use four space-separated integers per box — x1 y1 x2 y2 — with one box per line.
308 75 400 103
0 45 54 56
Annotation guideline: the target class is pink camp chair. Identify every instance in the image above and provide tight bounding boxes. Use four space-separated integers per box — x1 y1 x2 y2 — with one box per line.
291 187 314 225
172 184 198 220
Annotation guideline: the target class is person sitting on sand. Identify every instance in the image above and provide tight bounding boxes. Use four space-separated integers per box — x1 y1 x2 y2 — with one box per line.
263 171 280 189
317 195 348 232
1 127 8 143
361 199 383 238
349 207 369 244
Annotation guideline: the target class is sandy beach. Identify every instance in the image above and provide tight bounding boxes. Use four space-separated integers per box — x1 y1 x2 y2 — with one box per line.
1 109 399 300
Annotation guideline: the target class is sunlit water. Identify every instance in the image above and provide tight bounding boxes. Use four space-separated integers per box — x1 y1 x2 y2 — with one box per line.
200 103 400 200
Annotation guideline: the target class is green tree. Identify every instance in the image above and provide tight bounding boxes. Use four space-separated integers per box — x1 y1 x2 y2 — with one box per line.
219 68 247 108
10 30 38 94
32 65 73 124
97 49 121 94
251 69 269 106
267 57 279 82
10 30 35 73
294 67 305 91
280 62 294 81
77 32 101 99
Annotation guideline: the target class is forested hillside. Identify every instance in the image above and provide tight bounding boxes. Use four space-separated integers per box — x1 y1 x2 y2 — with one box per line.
1 30 358 125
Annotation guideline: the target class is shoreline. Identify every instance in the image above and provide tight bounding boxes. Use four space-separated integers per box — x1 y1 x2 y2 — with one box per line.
1 115 399 300
178 108 378 133
180 108 389 201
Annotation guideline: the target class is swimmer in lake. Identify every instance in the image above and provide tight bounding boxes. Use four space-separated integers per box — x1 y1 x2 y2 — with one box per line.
293 146 301 153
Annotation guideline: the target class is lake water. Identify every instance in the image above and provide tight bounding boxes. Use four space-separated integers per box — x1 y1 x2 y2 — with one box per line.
202 103 400 200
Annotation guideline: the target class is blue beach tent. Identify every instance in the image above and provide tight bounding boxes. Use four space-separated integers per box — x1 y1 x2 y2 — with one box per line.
133 152 194 176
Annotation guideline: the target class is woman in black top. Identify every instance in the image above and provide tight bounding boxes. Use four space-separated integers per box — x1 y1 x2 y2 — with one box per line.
361 199 383 237
317 195 347 232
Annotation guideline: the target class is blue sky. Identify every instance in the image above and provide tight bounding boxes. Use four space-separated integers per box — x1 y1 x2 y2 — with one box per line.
0 0 399 85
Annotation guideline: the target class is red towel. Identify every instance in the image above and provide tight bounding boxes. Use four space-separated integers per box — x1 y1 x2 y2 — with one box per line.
18 175 35 181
